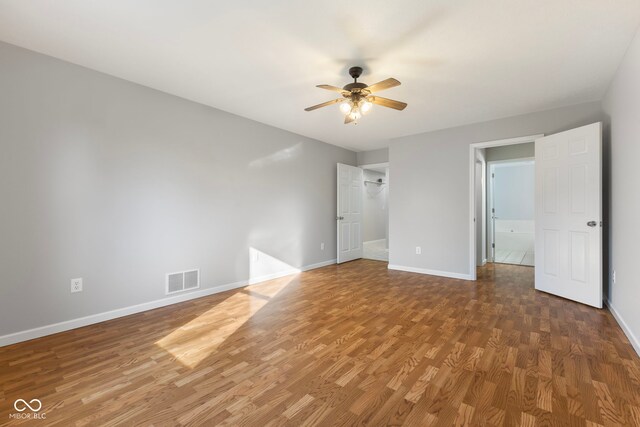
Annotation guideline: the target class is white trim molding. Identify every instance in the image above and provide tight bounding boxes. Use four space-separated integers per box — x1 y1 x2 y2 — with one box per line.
0 259 336 348
302 259 337 271
363 239 387 245
247 259 337 285
248 269 301 285
606 300 640 357
388 264 473 281
358 162 389 170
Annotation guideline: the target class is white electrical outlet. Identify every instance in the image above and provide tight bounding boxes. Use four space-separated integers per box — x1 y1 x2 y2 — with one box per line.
71 278 83 293
320 242 325 250
416 246 422 255
612 270 616 284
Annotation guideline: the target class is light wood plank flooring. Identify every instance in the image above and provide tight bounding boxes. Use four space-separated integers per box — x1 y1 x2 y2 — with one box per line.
1 260 639 425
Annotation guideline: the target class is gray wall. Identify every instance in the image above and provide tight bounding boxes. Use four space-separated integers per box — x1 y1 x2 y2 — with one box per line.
485 142 535 162
357 148 388 166
0 42 356 336
602 27 640 348
389 101 603 275
362 169 387 242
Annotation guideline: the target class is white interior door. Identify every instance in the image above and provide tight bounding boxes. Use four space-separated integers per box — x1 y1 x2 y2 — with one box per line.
535 122 602 307
337 163 363 263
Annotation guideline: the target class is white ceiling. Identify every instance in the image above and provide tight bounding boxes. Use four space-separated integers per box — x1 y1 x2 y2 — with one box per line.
1 1 639 152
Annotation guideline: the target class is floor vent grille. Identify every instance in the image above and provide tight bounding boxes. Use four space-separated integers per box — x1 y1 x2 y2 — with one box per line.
166 269 200 294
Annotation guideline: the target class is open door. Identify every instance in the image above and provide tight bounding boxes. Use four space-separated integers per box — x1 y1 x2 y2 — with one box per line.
535 122 602 307
337 163 363 263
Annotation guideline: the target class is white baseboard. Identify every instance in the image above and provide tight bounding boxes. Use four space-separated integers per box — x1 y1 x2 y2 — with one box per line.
247 259 336 285
248 269 300 285
364 239 386 245
301 259 337 271
605 300 640 357
387 264 473 280
0 259 336 348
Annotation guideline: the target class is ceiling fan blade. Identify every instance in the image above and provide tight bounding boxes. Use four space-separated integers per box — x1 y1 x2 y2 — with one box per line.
344 114 355 124
317 84 348 95
304 98 343 112
369 96 407 111
366 78 401 93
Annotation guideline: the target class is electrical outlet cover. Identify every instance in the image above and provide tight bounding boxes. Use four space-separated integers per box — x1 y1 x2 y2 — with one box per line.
71 278 83 293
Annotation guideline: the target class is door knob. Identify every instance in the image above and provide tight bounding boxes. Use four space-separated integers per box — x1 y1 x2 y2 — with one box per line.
336 216 344 220
587 221 597 227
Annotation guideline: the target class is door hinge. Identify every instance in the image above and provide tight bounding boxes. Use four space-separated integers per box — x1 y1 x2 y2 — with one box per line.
491 173 495 178
492 243 495 248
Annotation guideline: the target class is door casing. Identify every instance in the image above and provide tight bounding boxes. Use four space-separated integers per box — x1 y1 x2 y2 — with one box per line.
469 135 544 280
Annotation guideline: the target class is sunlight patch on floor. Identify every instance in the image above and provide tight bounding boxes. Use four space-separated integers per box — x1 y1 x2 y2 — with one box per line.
156 251 297 368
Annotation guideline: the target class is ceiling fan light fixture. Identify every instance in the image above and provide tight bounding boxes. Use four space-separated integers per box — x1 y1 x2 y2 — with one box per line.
347 106 362 124
305 67 406 124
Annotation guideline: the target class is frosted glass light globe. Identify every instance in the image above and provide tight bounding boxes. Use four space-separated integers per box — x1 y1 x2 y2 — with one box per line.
339 101 352 114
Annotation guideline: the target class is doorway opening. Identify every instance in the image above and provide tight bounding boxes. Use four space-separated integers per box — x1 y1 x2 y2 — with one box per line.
361 163 389 262
468 134 542 280
488 159 535 266
469 124 602 307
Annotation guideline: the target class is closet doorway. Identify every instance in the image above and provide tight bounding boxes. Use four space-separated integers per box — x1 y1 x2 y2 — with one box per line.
361 163 389 262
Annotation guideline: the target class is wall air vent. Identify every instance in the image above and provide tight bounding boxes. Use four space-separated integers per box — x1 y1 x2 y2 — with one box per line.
166 269 200 295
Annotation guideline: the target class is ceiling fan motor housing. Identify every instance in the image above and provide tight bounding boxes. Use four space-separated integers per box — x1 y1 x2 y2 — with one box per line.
348 66 363 80
345 66 369 97
343 82 368 93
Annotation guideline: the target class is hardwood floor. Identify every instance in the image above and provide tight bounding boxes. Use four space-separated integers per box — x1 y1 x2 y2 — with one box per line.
1 260 639 426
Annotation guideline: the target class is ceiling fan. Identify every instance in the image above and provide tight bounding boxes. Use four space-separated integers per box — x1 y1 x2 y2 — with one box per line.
304 66 407 124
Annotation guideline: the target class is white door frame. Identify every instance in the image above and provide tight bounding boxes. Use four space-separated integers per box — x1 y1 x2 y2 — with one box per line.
468 134 543 280
474 157 487 266
486 157 535 263
359 162 389 171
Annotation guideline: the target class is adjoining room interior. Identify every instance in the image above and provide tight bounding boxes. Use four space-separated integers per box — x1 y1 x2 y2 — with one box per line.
480 142 536 267
489 159 535 266
2 1 640 425
362 163 389 262
470 137 538 275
